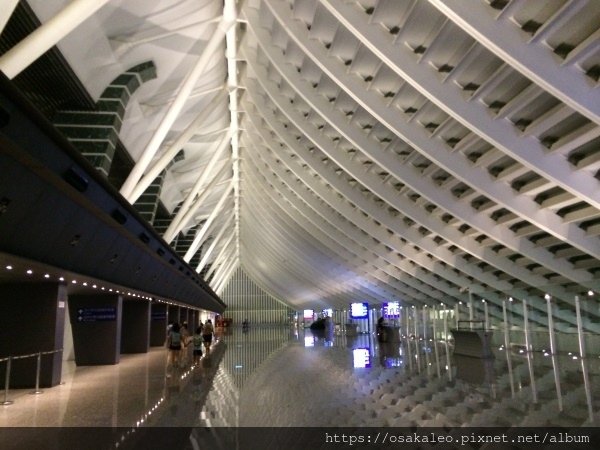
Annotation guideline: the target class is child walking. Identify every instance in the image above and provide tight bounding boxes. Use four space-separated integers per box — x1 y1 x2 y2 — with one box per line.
193 326 204 366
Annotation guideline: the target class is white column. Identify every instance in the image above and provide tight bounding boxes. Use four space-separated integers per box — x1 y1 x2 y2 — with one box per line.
195 215 234 273
0 0 112 79
208 242 236 282
575 295 586 358
183 180 234 262
502 300 510 351
120 15 234 199
211 248 236 290
468 290 474 329
215 260 238 295
483 300 489 330
127 88 227 204
163 129 234 242
171 170 232 242
225 0 241 271
198 231 235 275
0 0 19 35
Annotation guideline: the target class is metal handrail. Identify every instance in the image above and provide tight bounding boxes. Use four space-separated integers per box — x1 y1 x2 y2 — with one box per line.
1 349 63 406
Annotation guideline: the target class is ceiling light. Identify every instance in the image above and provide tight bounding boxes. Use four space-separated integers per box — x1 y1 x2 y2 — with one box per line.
5 265 12 270
59 277 64 281
26 269 33 275
44 274 50 278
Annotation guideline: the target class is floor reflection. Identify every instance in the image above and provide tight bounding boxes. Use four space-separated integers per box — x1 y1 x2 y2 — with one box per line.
1 324 598 446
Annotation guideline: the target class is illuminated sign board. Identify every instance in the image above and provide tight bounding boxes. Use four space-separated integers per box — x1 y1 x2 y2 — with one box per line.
353 348 371 368
323 308 333 317
304 336 315 347
350 302 368 319
303 309 314 319
383 301 400 318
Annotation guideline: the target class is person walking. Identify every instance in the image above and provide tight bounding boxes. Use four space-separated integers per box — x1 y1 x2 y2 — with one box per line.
192 326 204 366
202 319 214 355
166 322 182 376
180 321 191 367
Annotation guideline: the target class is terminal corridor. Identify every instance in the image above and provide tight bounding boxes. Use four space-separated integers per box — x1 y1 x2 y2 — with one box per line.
1 325 598 449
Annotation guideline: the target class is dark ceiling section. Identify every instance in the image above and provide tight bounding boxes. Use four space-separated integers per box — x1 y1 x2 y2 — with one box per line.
0 1 95 119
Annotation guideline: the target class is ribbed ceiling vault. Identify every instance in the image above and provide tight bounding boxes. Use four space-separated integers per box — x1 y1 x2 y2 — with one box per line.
10 0 600 331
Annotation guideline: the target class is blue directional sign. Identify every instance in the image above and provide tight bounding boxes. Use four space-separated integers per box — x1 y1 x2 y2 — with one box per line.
151 312 167 320
76 307 117 322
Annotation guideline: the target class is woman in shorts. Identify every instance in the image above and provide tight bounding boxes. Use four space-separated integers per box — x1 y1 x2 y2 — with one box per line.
166 322 182 373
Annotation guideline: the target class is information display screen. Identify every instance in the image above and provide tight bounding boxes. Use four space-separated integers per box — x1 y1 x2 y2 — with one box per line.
352 348 371 368
350 302 368 319
323 308 333 317
383 301 400 318
304 336 315 347
303 309 314 319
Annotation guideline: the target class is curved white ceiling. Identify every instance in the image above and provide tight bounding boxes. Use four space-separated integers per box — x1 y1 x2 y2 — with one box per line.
21 0 600 330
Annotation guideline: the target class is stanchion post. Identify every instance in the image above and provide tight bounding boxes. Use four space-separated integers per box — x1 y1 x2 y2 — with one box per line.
30 352 43 395
2 357 13 405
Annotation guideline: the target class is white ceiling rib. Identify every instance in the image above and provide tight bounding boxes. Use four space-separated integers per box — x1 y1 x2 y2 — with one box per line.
12 0 599 331
243 7 599 284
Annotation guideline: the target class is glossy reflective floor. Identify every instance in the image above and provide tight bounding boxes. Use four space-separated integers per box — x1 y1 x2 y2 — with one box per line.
1 326 599 433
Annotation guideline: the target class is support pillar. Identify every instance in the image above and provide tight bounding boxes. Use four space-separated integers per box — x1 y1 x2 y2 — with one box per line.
180 308 190 328
68 294 122 365
168 305 180 325
121 299 150 354
150 303 168 347
0 283 66 388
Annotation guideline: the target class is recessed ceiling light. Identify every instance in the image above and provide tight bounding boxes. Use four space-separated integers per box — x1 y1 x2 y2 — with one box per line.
59 277 65 281
26 269 33 275
6 265 13 270
71 280 77 284
44 274 50 278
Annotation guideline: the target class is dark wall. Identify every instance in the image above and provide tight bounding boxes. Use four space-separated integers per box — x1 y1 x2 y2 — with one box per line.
0 75 226 313
150 303 167 347
68 294 122 365
121 299 150 354
0 283 66 387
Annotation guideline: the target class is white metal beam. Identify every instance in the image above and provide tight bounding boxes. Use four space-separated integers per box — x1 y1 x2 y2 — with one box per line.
183 180 234 262
120 15 234 200
0 0 112 79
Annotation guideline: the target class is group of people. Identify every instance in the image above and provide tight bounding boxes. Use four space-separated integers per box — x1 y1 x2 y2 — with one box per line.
166 319 215 372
